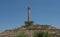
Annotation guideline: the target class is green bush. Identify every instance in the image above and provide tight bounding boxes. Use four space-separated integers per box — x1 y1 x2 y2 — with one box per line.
33 32 50 37
33 32 43 37
44 32 50 37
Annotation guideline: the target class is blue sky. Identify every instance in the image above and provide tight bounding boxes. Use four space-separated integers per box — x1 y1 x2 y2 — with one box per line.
0 0 60 32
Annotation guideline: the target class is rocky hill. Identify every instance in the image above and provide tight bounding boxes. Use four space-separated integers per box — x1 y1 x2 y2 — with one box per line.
0 24 60 37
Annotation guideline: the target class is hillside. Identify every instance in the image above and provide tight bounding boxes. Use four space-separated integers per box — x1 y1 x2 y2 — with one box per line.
0 24 60 37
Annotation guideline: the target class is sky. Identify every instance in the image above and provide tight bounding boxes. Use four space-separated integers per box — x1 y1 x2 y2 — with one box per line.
0 0 60 32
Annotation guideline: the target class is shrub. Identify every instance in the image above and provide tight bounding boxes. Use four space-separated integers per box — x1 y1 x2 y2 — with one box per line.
33 31 50 37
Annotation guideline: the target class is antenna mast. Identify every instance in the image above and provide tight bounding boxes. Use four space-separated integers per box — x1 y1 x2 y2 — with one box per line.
28 5 30 22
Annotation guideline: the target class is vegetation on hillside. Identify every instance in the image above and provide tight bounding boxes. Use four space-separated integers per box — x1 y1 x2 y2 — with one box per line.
33 31 50 37
16 31 50 37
